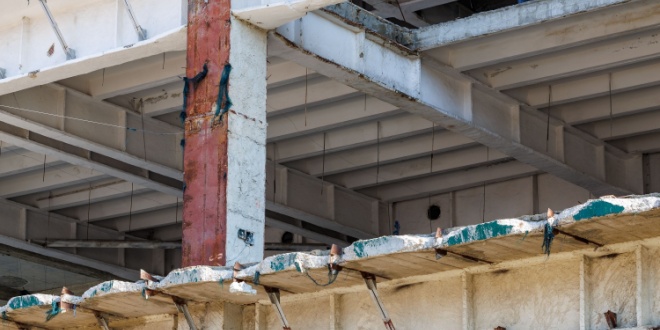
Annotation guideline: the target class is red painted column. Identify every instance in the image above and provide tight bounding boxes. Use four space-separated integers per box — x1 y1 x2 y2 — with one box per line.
182 0 231 267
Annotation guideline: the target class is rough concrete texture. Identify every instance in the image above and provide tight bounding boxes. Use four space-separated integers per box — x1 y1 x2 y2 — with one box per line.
473 259 580 329
226 17 268 264
1 195 660 328
588 253 637 329
415 0 635 50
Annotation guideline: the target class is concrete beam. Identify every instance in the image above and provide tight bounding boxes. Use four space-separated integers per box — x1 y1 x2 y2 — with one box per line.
414 0 636 50
231 0 346 30
46 240 180 249
359 160 539 202
272 4 643 196
268 113 434 162
35 181 150 211
0 164 106 198
427 0 660 70
0 26 186 96
0 234 138 280
470 29 660 90
326 145 510 190
0 150 62 179
0 120 182 197
285 129 475 177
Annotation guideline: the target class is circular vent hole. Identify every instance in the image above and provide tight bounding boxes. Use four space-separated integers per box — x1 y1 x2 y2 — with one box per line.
427 205 441 220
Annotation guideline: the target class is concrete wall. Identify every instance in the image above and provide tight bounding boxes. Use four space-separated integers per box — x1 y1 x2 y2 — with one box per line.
392 173 593 235
252 243 659 329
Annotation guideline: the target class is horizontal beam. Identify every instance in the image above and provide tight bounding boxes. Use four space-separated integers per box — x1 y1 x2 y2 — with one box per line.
267 94 400 142
470 29 660 90
358 159 539 202
232 0 345 30
0 234 138 280
0 164 106 198
272 5 643 196
266 217 348 247
428 0 660 71
269 113 433 163
0 25 186 96
0 149 61 178
46 240 180 249
0 118 182 197
512 59 660 107
326 145 510 189
415 0 635 50
267 201 375 239
264 242 328 251
36 180 150 211
285 129 475 177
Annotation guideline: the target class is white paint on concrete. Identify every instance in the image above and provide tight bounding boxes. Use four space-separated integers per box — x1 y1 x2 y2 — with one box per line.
225 17 268 264
232 0 346 30
415 0 636 50
81 280 143 299
229 281 257 295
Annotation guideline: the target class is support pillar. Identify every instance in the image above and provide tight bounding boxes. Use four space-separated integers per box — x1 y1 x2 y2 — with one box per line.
182 0 267 266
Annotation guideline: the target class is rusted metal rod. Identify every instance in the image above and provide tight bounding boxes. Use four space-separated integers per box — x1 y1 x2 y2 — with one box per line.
361 272 395 330
265 286 291 330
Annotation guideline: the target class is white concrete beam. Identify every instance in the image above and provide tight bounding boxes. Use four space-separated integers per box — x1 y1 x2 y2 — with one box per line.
326 146 510 190
88 52 185 100
415 0 636 50
511 59 660 107
0 26 186 96
1 84 182 176
60 191 178 222
272 5 643 196
0 150 61 178
358 160 539 202
267 76 358 116
578 111 660 141
470 29 660 90
364 0 430 27
284 129 475 177
0 164 106 198
35 181 150 211
267 95 401 142
548 85 660 125
427 0 660 71
268 113 434 162
231 0 346 30
0 126 182 197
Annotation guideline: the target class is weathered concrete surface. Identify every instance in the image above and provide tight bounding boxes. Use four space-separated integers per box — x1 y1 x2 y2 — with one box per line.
182 0 267 267
1 195 660 329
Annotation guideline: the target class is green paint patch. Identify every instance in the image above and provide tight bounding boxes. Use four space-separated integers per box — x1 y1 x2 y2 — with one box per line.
574 200 625 221
351 236 390 258
8 295 44 310
445 221 514 246
270 254 297 272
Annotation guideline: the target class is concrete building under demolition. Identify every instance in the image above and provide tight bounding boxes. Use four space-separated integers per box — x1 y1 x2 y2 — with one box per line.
0 0 660 328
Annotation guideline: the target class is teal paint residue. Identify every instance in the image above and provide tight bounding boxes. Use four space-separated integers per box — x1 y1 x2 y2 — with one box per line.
8 295 44 310
445 221 514 247
574 200 625 221
352 236 390 258
270 254 297 272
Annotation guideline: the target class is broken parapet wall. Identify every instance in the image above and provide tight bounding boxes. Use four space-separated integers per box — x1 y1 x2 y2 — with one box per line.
2 195 660 329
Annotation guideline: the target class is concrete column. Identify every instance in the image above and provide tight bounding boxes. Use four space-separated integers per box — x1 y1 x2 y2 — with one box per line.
182 0 267 266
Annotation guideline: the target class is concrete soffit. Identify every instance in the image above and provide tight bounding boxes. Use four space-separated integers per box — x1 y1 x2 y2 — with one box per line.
268 1 645 197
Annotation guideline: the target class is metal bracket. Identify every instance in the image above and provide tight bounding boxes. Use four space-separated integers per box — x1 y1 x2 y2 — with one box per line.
361 272 395 330
94 312 110 330
264 287 291 330
37 0 76 60
122 0 148 41
172 297 198 330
